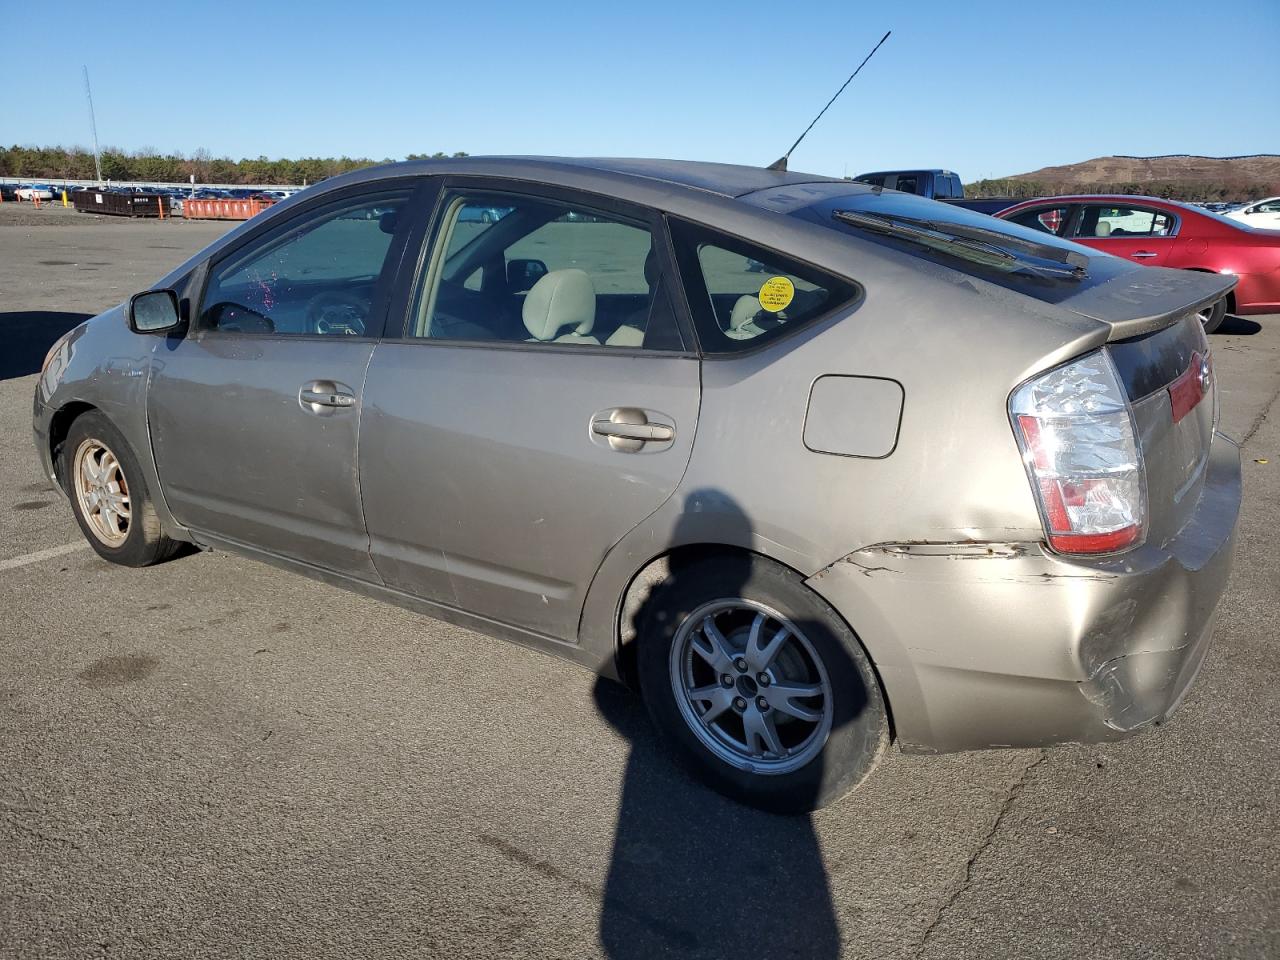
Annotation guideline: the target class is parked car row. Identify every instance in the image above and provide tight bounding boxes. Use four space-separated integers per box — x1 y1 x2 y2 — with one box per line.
4 183 57 201
850 169 1280 231
1 182 302 206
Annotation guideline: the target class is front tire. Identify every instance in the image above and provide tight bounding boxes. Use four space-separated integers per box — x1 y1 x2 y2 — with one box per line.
1198 298 1227 334
636 554 889 814
62 411 183 567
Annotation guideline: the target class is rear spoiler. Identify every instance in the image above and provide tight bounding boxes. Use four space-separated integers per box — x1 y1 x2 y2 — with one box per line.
1062 267 1236 341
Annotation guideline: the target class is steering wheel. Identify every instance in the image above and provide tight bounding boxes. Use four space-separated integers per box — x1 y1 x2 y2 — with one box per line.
305 292 368 336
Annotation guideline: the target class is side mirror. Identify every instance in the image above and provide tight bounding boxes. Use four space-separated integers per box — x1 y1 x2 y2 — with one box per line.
507 258 549 292
128 289 181 334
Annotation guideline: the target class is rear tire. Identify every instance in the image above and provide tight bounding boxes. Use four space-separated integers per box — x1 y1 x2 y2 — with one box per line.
1198 298 1227 334
61 411 183 567
636 554 889 814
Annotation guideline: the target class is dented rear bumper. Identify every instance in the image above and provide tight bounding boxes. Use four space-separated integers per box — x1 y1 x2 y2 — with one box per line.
805 433 1242 753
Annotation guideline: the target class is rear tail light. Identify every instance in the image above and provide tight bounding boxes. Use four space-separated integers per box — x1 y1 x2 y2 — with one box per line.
1010 350 1146 555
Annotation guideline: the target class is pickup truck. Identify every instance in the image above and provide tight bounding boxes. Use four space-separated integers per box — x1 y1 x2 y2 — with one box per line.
852 169 1021 215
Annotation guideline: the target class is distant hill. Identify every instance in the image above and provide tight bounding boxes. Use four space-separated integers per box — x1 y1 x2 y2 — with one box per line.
967 155 1280 201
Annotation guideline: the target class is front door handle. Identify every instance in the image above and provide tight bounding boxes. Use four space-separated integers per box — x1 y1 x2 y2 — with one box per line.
1131 251 1158 259
299 380 356 415
592 407 675 452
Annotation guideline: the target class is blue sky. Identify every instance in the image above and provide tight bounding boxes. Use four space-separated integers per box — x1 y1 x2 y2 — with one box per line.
2 0 1276 180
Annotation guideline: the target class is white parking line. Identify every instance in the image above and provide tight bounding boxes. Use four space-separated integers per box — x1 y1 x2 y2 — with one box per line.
0 542 89 572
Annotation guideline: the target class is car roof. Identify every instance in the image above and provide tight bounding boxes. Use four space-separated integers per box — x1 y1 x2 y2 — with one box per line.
855 169 954 177
339 156 847 200
1001 195 1224 220
1007 194 1199 208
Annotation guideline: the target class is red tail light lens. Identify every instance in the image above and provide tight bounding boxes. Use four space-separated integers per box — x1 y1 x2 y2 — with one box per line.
1010 350 1146 555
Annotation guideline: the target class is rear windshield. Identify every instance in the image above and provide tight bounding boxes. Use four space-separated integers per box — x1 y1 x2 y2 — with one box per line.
790 188 1134 305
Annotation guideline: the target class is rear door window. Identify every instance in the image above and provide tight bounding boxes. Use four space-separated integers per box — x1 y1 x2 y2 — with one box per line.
409 189 685 350
1075 205 1176 238
892 174 919 195
669 219 860 353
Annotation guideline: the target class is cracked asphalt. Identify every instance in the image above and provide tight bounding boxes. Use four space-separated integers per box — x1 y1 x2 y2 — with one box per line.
2 204 1278 959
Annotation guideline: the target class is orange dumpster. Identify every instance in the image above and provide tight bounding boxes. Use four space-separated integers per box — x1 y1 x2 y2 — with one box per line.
183 198 276 220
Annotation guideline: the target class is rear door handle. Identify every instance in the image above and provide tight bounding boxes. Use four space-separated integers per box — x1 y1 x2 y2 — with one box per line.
591 407 675 452
1131 251 1158 259
299 380 356 414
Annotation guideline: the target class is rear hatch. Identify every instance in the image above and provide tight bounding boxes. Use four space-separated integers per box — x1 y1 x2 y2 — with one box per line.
766 183 1235 548
1046 265 1231 545
1109 310 1221 547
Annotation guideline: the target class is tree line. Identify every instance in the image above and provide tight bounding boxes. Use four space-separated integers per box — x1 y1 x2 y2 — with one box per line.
965 177 1277 202
0 145 469 185
6 145 1272 199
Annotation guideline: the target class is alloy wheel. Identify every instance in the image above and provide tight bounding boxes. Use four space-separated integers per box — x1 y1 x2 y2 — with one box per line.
668 599 833 775
73 438 131 547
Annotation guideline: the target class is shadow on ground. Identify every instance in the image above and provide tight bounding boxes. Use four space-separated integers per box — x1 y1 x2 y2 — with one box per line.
593 678 841 959
1217 314 1262 336
591 489 887 960
0 311 92 379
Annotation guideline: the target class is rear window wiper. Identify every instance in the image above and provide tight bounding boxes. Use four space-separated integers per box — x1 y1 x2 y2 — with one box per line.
832 210 1088 280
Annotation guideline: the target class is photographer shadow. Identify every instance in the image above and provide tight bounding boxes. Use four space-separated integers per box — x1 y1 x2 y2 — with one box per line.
595 491 862 959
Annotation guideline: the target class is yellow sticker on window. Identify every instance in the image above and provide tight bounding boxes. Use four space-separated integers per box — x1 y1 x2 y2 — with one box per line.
758 275 795 313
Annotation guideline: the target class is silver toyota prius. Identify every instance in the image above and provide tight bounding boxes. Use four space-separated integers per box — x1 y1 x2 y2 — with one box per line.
33 158 1242 812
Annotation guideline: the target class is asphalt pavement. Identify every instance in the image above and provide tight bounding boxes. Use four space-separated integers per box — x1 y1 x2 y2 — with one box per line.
1 203 1277 959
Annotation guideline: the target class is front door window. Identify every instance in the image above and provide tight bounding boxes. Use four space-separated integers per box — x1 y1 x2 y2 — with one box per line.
200 192 410 336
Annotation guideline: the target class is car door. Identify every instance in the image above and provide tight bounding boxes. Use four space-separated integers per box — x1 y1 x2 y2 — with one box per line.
1073 203 1178 266
147 183 418 577
359 179 700 640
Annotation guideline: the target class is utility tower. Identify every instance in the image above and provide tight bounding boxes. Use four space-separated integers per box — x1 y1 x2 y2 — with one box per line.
83 66 102 183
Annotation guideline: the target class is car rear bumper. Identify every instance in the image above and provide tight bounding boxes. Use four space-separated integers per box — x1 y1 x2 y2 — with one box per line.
1235 267 1280 315
805 432 1242 753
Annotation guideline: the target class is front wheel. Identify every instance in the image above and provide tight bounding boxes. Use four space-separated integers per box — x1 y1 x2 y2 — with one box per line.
636 554 889 813
1198 298 1227 334
62 411 184 567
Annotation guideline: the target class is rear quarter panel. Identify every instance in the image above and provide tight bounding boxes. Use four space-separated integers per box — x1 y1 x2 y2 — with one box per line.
579 233 1112 671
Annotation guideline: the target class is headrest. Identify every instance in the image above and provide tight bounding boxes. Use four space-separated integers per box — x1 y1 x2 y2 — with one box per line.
729 295 763 331
523 269 596 341
1094 221 1111 237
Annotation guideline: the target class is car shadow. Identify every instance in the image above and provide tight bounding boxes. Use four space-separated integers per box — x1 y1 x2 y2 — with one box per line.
594 490 867 959
1215 315 1262 336
0 311 92 380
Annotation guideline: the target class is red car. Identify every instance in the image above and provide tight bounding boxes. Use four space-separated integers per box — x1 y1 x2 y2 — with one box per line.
996 195 1280 331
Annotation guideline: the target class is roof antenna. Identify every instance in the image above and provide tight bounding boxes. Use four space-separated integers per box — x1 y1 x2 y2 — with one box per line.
767 30 891 173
